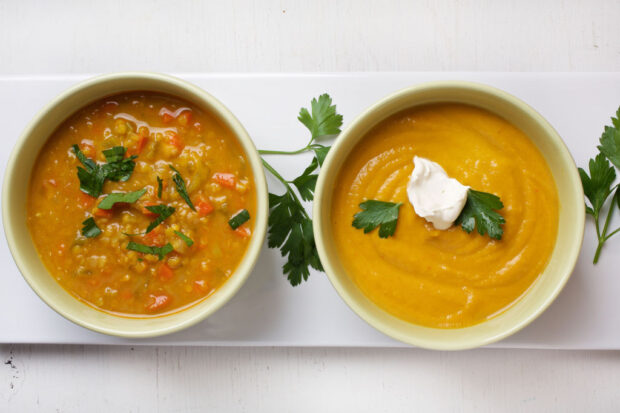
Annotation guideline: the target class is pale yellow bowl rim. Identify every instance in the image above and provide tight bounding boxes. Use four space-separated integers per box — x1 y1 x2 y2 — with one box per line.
2 72 268 338
313 80 585 350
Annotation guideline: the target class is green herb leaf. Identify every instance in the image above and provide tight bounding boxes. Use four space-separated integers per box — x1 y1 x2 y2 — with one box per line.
298 94 343 140
98 188 147 210
169 166 196 211
597 107 620 169
268 192 322 286
313 145 330 166
352 200 402 238
174 230 194 246
101 153 137 182
229 209 250 230
455 189 505 240
72 144 137 197
102 146 127 163
157 176 163 199
291 157 319 201
81 217 101 238
145 204 175 233
126 241 173 260
579 153 616 216
73 145 106 197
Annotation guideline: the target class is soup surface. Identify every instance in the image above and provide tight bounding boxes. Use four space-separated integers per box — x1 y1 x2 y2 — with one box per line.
331 103 559 328
28 92 256 316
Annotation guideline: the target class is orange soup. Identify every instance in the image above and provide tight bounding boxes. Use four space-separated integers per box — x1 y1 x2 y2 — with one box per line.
27 92 256 316
331 103 559 328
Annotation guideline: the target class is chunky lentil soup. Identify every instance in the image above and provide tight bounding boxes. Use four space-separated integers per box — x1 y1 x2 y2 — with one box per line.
27 92 256 316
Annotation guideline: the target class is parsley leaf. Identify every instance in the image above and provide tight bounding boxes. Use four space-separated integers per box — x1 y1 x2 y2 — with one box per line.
455 189 505 240
352 200 403 238
268 192 322 286
228 209 250 230
126 241 174 260
72 145 137 196
298 94 344 139
102 146 126 163
101 149 137 182
157 176 163 199
98 188 147 210
598 107 620 169
579 153 616 216
174 230 194 246
73 145 106 197
145 204 175 233
169 166 196 211
313 145 331 166
291 157 319 201
81 217 101 238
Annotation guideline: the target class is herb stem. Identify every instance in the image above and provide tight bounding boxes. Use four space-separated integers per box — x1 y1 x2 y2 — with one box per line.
604 227 620 241
261 158 309 219
258 143 322 156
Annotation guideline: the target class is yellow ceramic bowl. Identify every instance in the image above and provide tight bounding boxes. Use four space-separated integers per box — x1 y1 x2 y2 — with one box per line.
2 72 268 338
313 81 584 350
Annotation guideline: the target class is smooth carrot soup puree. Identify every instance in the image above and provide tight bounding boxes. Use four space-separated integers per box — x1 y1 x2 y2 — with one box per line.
331 103 559 328
27 92 256 317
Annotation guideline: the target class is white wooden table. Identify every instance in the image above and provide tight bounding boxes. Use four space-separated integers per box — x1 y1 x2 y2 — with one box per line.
1 0 619 411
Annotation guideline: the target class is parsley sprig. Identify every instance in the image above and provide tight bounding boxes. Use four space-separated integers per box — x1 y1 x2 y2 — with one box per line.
353 200 403 238
72 145 137 197
579 107 620 263
456 189 505 240
259 94 343 286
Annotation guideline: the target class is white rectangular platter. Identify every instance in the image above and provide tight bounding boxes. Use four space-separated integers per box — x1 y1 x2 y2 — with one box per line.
1 72 619 349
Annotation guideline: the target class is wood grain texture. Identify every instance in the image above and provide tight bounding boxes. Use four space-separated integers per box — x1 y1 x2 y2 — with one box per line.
1 0 619 411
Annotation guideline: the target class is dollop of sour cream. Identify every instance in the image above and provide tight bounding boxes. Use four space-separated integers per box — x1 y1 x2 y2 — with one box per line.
406 156 469 230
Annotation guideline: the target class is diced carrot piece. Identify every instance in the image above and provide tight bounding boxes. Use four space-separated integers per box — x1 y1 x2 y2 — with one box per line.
143 227 165 246
234 226 251 238
168 132 183 150
195 198 214 216
79 192 96 209
129 135 147 156
213 172 236 189
145 294 170 312
82 142 96 158
94 207 113 218
193 279 209 293
159 107 175 124
177 110 192 126
158 263 174 282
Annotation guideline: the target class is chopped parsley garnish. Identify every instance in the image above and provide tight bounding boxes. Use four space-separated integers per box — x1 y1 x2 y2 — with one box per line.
126 241 173 260
580 106 620 263
145 204 175 233
174 230 194 246
157 176 163 199
81 217 101 238
352 200 402 238
455 189 505 240
259 94 342 286
97 188 146 210
228 209 250 230
169 165 195 211
72 145 137 197
101 146 137 182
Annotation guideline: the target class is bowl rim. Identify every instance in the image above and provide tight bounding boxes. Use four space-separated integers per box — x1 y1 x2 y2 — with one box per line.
313 80 585 350
2 71 269 338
